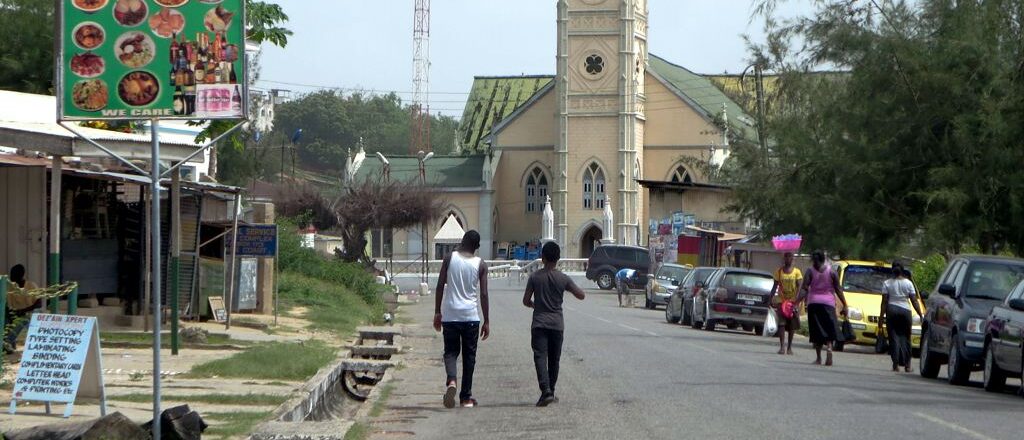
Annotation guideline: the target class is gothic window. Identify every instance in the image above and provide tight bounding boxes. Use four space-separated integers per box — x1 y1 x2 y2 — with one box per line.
670 165 693 184
585 54 604 75
583 162 606 210
525 167 548 213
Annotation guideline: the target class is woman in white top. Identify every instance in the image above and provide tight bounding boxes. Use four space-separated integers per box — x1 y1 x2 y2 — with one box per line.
880 262 924 372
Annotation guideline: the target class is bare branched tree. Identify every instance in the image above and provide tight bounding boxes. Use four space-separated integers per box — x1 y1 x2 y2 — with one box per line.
335 177 442 266
272 183 338 230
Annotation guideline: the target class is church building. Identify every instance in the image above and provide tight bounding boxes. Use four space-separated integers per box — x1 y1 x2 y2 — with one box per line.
354 0 757 260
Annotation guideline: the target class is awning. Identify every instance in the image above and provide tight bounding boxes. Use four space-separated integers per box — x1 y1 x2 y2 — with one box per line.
636 179 731 192
685 225 747 242
434 214 465 244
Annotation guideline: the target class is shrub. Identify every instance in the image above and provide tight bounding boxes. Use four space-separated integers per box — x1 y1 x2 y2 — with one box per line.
911 254 947 294
276 218 384 305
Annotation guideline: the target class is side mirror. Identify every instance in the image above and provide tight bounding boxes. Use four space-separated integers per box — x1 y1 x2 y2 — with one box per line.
1009 298 1024 312
938 284 957 298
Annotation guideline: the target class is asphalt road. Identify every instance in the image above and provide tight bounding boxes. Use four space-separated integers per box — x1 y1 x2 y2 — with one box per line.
371 275 1024 440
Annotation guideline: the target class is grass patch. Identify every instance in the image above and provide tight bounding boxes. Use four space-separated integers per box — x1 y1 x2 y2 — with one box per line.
187 341 336 381
344 421 369 440
108 393 288 406
203 411 272 439
101 332 245 347
279 272 379 335
369 383 393 417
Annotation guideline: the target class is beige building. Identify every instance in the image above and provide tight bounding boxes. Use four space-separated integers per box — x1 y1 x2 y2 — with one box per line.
355 0 755 260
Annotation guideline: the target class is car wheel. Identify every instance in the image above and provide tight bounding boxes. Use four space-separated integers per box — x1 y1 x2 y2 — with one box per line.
947 333 972 385
597 271 615 290
681 301 692 326
727 322 739 330
983 342 1008 393
753 324 764 336
741 323 753 332
919 330 942 379
664 304 679 324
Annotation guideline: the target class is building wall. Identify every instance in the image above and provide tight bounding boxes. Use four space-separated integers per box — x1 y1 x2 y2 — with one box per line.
495 90 557 148
389 191 483 259
0 166 47 286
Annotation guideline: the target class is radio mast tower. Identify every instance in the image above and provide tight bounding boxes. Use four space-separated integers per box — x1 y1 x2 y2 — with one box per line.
411 0 431 153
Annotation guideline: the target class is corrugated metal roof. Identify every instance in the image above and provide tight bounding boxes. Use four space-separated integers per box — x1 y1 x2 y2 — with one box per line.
648 54 758 142
353 155 485 189
0 90 200 147
458 76 553 153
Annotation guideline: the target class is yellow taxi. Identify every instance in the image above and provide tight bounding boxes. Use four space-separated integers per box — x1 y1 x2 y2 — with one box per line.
833 260 926 351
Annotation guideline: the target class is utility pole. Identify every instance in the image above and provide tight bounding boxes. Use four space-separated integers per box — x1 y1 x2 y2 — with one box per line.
754 63 768 164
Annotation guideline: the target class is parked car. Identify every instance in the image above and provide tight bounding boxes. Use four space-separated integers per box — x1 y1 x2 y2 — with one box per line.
646 263 691 310
981 279 1024 393
691 268 777 334
832 260 925 352
920 255 1024 384
586 245 651 290
665 267 721 325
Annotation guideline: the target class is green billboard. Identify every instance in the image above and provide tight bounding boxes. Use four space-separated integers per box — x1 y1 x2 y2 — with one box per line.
58 0 247 120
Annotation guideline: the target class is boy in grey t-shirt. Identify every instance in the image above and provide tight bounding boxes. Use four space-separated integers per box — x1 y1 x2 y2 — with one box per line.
522 242 586 407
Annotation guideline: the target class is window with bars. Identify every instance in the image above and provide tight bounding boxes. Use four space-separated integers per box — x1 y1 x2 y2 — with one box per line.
583 163 606 210
525 167 548 213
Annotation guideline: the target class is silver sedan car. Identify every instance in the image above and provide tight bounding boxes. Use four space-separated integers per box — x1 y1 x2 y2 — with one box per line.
646 264 692 310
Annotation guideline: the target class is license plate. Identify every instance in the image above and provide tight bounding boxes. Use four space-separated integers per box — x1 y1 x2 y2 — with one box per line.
737 294 761 302
741 308 752 314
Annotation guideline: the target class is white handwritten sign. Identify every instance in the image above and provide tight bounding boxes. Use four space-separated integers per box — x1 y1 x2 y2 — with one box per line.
9 314 106 418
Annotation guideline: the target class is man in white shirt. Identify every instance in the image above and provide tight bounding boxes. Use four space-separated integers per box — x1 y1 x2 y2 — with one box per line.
433 230 490 408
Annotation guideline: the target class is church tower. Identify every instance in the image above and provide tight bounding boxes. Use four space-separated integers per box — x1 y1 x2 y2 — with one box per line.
556 0 647 256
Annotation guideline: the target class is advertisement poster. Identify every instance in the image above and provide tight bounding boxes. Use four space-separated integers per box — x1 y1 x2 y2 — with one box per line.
59 0 247 120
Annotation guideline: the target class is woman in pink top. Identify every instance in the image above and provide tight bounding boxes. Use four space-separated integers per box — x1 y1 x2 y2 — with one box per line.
795 251 848 366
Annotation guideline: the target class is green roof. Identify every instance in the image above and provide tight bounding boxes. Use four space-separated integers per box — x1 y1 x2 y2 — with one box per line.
458 76 553 153
456 55 759 151
648 54 758 142
353 155 485 188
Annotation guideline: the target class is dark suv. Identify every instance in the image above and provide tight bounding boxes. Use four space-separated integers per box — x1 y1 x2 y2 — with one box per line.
920 255 1024 384
586 245 651 290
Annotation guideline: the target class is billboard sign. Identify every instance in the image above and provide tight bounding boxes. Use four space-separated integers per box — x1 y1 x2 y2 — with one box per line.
58 0 247 120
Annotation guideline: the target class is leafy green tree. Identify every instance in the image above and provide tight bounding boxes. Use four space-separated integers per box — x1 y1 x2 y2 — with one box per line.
729 0 1024 257
0 0 55 93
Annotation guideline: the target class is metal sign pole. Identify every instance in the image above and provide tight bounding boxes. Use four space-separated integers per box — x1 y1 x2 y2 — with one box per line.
150 119 163 440
226 193 241 330
273 224 279 327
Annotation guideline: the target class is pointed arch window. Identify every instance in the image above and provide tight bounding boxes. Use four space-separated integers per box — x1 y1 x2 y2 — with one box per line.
583 162 606 210
670 165 693 184
525 167 548 213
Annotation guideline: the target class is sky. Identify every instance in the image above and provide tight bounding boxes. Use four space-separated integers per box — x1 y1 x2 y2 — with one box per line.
257 0 813 118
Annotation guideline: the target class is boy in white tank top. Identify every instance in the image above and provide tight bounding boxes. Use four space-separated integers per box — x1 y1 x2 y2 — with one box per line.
434 230 490 408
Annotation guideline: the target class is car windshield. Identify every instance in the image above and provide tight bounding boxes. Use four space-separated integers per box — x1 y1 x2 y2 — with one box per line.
842 265 892 294
963 262 1024 300
658 266 690 284
721 273 775 294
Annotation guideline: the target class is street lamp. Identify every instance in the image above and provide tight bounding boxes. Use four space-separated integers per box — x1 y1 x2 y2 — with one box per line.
417 151 434 284
376 151 390 182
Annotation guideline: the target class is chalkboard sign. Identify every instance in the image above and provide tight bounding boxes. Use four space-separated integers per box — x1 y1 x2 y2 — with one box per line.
9 314 107 418
209 296 227 322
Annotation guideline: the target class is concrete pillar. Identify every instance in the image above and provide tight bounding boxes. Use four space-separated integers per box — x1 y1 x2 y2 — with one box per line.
478 190 494 259
252 202 275 315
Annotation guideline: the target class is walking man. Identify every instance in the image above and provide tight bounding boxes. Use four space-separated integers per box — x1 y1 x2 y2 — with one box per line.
523 242 586 407
434 231 490 408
